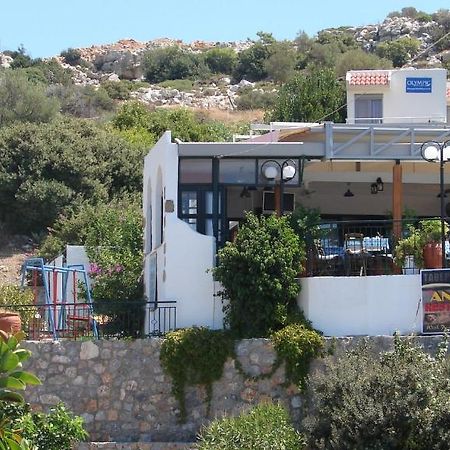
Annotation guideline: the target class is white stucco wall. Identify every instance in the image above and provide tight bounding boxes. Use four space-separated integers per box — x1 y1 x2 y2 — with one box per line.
347 69 447 124
143 133 222 329
298 275 422 336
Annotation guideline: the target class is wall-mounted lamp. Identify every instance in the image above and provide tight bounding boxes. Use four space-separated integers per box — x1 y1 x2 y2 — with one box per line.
376 177 384 192
370 183 378 195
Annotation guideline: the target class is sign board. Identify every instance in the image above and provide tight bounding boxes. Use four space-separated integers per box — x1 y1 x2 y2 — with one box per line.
406 77 432 93
421 269 450 333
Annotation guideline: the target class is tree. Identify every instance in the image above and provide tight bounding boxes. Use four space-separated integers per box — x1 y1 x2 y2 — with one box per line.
112 103 239 143
143 46 208 82
213 213 304 338
204 47 237 74
0 118 142 232
233 31 276 82
0 70 60 126
60 48 82 66
335 49 393 77
269 68 346 123
264 41 297 84
376 37 420 67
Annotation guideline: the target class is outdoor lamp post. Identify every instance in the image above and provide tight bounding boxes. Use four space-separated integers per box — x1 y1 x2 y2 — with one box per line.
261 159 297 216
420 140 450 268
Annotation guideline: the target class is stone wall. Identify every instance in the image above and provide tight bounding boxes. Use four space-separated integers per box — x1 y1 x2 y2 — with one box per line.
22 336 448 443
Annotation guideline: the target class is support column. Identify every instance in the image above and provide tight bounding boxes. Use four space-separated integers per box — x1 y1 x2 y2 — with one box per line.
274 184 281 217
392 160 403 240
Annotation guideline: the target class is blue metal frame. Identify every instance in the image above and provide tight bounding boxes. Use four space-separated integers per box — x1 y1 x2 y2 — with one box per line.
20 258 98 340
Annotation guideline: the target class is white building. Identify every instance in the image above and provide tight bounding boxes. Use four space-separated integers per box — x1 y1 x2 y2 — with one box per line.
143 68 450 336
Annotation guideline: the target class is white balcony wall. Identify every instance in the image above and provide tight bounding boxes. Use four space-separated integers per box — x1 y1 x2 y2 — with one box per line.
298 275 422 336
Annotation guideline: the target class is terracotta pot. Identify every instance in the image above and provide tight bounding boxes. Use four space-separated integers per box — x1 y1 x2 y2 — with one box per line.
0 312 21 334
423 242 443 269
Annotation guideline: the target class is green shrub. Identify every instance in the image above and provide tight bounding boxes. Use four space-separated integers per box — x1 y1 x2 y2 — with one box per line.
268 68 346 123
0 402 87 450
160 327 235 422
236 88 277 110
0 118 142 233
302 336 450 449
101 80 132 99
143 46 209 83
204 47 237 74
271 324 324 390
0 70 60 126
213 213 304 338
0 285 35 328
60 48 82 66
197 402 305 450
376 37 420 67
158 79 194 91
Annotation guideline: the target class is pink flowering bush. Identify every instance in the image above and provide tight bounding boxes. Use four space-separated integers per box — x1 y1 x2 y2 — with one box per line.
85 198 143 303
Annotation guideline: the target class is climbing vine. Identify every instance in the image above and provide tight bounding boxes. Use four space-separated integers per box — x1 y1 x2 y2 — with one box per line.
160 327 235 422
271 323 324 391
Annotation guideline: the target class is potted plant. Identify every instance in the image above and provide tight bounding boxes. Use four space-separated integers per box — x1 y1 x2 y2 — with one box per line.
419 219 448 269
394 227 423 274
0 285 35 334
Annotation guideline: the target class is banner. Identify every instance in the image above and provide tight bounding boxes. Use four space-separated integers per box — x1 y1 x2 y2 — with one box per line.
421 269 450 333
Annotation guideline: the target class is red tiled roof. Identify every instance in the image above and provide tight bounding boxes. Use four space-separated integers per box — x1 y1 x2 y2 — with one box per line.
347 71 390 86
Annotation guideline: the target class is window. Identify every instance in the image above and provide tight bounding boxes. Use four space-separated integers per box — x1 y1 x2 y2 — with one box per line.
179 159 212 183
355 95 383 124
179 187 225 241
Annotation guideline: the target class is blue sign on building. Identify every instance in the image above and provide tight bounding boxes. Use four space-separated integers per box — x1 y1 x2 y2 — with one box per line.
406 77 432 93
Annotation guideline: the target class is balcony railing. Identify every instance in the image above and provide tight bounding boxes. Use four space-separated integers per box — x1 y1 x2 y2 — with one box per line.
303 218 440 277
0 300 176 340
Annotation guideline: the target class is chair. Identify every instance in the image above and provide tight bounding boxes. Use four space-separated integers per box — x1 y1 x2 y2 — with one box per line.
312 240 342 276
344 233 369 276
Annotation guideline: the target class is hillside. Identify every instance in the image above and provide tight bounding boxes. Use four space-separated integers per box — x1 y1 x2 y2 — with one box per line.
1 8 449 114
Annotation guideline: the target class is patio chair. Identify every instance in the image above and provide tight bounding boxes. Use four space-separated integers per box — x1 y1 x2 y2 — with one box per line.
344 233 369 276
312 240 342 276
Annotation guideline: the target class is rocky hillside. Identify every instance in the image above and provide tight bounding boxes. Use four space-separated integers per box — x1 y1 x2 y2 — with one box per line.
1 14 449 112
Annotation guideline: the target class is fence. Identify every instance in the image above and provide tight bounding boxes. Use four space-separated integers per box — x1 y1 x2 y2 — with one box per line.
1 301 176 340
304 217 444 277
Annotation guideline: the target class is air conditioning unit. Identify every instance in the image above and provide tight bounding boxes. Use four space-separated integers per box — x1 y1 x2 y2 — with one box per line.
263 192 295 213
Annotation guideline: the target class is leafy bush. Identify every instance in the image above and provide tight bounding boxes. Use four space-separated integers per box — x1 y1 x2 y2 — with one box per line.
376 37 420 67
157 78 194 91
54 85 115 118
0 402 87 450
160 327 235 421
0 285 35 328
236 87 277 110
335 49 392 77
0 331 41 449
268 68 346 123
213 213 304 338
0 118 142 233
112 103 237 142
233 32 276 82
302 336 450 449
271 324 324 390
197 402 305 450
60 48 82 66
143 46 209 83
204 47 237 74
84 197 143 304
0 70 60 126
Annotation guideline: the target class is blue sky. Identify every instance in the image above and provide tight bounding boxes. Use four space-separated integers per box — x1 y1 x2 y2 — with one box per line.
2 1 449 58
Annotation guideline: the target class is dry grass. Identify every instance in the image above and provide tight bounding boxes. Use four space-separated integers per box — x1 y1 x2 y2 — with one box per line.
201 108 265 124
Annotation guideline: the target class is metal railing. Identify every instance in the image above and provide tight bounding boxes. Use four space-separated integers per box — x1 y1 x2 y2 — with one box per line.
1 301 177 340
303 218 440 277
